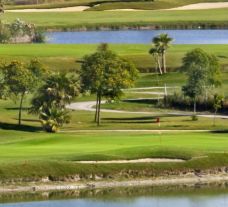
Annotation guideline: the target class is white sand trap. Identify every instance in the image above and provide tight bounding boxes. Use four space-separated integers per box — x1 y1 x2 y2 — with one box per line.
6 6 90 12
107 9 143 11
76 158 185 164
167 2 228 10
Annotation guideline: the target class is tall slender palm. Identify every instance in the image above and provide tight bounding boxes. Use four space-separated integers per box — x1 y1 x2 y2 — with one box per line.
152 33 173 74
149 47 162 75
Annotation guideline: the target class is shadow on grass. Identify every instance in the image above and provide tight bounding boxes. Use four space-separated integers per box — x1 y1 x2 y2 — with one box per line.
210 130 228 134
0 122 42 132
5 107 30 111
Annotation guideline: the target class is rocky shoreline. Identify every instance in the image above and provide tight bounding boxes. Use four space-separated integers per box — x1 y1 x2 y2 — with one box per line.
2 173 228 193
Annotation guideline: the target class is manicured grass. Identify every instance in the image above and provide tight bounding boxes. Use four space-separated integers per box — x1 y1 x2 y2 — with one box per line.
6 0 228 10
1 130 228 181
0 44 228 71
2 9 228 29
1 131 228 163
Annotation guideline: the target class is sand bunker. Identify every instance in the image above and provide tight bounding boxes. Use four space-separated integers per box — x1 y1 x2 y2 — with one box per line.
76 158 185 164
167 2 228 10
6 6 90 12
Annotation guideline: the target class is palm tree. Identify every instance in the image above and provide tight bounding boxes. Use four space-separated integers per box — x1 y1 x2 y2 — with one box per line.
40 104 71 133
149 47 162 75
30 72 80 132
152 33 173 74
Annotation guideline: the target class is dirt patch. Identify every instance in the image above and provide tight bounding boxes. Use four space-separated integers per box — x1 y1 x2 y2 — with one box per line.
6 6 90 12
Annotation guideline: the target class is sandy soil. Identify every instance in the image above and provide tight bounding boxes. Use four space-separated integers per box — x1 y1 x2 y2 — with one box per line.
167 2 228 10
76 158 185 164
6 6 90 12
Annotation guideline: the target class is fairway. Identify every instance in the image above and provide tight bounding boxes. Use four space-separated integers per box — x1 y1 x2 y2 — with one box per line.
1 9 228 29
0 131 228 163
0 44 228 72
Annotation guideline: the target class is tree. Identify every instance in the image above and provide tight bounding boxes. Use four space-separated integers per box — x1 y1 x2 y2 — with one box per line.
149 47 162 75
152 33 173 74
0 0 4 13
1 61 36 126
1 60 46 126
30 72 80 132
81 44 138 126
182 48 222 116
182 64 207 115
213 94 223 126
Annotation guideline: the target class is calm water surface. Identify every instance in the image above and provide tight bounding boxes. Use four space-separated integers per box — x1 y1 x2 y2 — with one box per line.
1 184 228 207
46 29 228 44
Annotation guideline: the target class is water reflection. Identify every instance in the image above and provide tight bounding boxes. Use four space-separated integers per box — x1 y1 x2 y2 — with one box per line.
1 183 228 206
46 30 228 44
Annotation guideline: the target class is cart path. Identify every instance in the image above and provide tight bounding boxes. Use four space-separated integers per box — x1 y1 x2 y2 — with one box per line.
67 100 228 119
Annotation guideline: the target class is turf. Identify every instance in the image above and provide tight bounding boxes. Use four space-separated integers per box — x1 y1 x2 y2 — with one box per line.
2 9 228 30
5 0 228 11
1 130 228 181
0 44 228 71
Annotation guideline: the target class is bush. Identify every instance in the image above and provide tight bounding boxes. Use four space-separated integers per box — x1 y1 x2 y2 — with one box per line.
32 29 46 43
165 93 228 114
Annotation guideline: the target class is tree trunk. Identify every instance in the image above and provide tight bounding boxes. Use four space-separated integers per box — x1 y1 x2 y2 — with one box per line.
97 92 102 126
156 55 163 75
18 92 25 126
193 99 196 114
213 109 217 126
94 93 99 122
162 51 166 74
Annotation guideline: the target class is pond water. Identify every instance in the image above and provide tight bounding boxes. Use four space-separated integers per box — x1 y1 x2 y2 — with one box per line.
46 29 228 44
1 184 228 207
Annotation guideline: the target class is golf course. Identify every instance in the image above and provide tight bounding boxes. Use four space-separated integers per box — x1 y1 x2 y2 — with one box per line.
0 1 228 203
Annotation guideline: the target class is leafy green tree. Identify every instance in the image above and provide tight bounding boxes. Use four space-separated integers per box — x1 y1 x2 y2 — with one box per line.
213 94 223 126
1 61 36 125
182 64 206 115
81 44 138 126
152 33 173 74
1 60 47 126
182 48 222 115
149 47 162 75
30 72 80 132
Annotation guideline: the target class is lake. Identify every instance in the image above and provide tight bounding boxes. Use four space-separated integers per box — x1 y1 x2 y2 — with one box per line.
46 29 228 44
1 184 228 207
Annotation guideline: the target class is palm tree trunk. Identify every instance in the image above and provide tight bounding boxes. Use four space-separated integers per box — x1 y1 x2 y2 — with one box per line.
162 51 167 74
18 92 25 126
97 92 102 126
156 55 163 75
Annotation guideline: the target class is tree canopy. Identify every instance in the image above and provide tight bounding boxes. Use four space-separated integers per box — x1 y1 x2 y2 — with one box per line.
81 43 138 125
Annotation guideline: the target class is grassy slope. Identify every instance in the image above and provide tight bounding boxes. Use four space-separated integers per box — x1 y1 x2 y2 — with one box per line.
6 0 228 10
2 9 228 29
0 44 228 71
1 130 228 181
